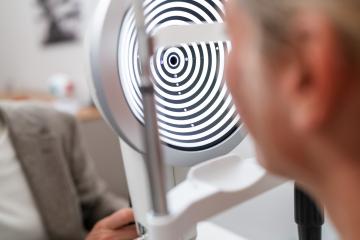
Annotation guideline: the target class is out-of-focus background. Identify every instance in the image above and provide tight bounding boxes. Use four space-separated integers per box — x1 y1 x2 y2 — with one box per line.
0 1 339 239
0 0 130 198
0 0 97 104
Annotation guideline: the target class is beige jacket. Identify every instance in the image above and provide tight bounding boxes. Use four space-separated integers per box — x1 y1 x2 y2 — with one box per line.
0 102 127 240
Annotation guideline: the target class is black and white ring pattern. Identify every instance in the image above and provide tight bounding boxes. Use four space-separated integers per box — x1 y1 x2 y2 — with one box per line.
118 0 241 151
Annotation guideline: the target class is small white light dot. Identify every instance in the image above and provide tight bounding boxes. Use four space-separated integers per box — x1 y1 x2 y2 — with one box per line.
176 83 179 86
178 92 181 95
191 124 195 127
184 108 187 112
174 74 178 78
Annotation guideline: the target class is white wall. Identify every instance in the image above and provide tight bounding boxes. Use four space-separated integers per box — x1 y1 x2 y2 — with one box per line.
0 0 100 103
212 183 339 240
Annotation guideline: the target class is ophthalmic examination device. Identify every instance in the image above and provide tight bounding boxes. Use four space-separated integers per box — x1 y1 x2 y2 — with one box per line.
88 0 324 239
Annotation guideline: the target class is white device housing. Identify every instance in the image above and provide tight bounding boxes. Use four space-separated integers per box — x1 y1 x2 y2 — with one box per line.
148 156 284 240
120 135 285 239
87 0 287 239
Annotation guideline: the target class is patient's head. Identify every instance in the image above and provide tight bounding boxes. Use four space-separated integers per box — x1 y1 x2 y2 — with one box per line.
225 0 360 183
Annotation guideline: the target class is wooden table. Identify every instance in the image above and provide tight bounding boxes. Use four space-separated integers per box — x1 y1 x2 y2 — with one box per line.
76 106 101 122
0 92 101 122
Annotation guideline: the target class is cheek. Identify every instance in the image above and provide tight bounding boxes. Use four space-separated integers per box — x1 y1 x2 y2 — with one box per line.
254 89 307 176
226 46 264 134
226 49 249 116
227 55 284 165
226 53 240 102
226 46 295 175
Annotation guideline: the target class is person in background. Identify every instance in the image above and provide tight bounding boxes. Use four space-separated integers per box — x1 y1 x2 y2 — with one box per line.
225 0 360 239
0 102 138 240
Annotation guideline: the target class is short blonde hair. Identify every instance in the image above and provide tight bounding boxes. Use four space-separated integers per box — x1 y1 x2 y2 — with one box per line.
240 0 360 62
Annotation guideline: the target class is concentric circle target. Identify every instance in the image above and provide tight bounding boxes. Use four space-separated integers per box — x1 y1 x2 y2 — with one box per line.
118 0 241 151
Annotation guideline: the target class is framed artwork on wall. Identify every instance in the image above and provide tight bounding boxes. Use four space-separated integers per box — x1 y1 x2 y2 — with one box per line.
37 0 81 45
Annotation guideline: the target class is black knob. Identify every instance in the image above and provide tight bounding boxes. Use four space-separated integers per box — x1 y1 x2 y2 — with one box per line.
295 185 324 240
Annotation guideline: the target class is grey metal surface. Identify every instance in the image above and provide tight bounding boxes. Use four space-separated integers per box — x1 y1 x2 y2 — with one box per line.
89 0 144 152
133 0 168 215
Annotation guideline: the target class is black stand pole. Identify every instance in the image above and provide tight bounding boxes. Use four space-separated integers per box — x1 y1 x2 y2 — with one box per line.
295 185 324 240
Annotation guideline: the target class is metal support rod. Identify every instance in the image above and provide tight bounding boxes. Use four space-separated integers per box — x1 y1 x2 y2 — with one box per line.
132 0 168 216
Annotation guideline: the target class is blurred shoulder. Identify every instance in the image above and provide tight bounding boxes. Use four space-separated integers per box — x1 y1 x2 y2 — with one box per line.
0 101 77 136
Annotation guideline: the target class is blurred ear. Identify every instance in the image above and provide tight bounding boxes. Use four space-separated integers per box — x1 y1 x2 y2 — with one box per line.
284 11 349 133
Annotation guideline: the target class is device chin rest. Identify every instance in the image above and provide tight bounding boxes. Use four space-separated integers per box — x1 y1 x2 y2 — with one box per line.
188 155 265 192
147 155 286 240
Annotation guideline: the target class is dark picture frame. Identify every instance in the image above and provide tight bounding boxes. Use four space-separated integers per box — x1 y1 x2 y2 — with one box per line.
37 0 81 45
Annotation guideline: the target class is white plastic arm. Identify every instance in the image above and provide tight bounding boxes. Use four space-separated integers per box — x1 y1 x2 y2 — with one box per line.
147 155 286 240
153 23 229 49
